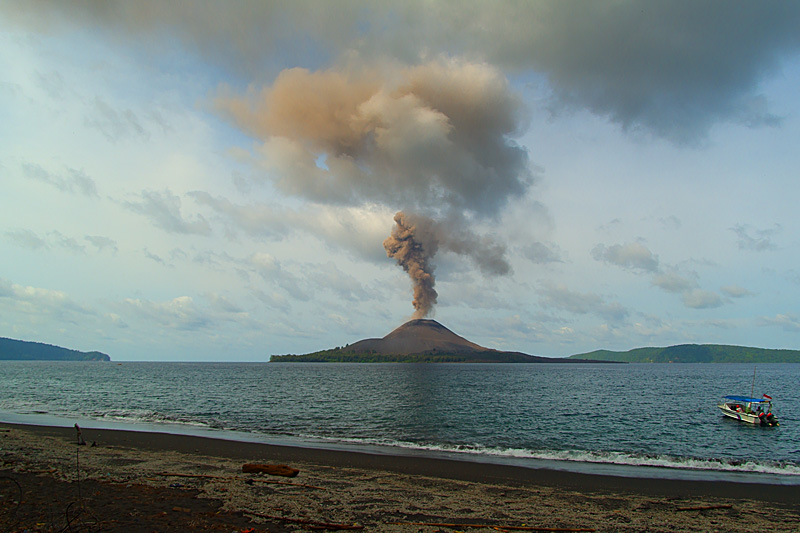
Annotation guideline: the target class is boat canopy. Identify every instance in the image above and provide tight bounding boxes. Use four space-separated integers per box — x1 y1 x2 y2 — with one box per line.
724 395 771 403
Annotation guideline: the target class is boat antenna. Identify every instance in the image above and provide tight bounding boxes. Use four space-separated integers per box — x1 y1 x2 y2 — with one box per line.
751 366 756 398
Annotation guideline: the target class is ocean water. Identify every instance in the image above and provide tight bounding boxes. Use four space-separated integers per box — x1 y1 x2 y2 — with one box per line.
1 361 798 483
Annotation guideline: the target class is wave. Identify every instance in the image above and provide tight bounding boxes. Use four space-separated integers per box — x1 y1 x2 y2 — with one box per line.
305 435 800 478
86 408 228 430
3 401 798 479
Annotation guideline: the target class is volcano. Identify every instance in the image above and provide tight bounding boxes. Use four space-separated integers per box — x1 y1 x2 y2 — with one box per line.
272 319 601 363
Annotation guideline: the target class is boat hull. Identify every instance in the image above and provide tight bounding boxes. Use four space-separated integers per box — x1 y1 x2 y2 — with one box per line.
718 404 760 424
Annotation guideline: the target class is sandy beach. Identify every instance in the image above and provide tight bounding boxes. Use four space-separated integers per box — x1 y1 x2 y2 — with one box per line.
2 422 799 532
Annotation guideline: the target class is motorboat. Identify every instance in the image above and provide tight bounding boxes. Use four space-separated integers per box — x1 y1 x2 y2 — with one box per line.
718 395 778 426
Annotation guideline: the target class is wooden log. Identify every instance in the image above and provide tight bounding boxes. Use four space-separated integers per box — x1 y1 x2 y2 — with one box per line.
242 463 300 477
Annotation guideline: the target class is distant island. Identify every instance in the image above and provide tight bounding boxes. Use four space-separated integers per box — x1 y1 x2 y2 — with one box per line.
271 319 612 363
569 344 800 363
0 337 110 361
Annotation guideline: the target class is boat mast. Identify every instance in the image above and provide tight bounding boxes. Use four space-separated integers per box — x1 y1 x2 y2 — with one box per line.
751 367 756 398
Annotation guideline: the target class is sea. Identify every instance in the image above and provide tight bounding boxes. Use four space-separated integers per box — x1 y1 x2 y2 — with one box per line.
1 361 798 485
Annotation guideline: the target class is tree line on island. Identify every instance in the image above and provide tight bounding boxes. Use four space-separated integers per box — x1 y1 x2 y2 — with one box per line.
0 337 110 361
569 344 800 364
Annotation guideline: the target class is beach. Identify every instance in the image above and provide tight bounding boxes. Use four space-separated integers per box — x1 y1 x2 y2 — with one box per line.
2 422 799 532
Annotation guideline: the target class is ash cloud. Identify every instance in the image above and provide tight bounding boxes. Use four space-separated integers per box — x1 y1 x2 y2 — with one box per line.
215 59 529 316
214 59 532 218
384 212 511 318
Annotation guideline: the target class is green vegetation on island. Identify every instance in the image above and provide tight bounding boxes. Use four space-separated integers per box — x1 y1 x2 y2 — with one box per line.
569 344 800 363
0 337 110 361
271 349 543 363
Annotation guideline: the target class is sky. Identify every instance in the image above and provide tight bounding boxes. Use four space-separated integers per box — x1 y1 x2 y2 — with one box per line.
1 1 799 361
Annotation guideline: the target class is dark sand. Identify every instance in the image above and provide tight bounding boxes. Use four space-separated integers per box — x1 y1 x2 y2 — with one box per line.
2 422 799 532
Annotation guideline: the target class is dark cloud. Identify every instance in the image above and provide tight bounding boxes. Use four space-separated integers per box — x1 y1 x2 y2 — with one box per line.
7 1 799 145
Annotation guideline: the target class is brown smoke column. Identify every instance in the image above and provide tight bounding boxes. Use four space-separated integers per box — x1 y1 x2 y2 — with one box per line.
384 212 438 318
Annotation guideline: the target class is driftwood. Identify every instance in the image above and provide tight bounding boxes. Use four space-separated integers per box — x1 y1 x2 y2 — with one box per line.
390 523 595 532
242 463 299 477
243 510 363 530
676 504 733 512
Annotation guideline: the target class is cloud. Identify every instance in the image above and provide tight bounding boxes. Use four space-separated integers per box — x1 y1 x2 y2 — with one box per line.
4 229 48 250
121 296 213 331
123 189 212 235
759 313 800 333
6 1 799 145
22 163 99 196
191 191 399 264
249 252 309 302
681 289 723 309
85 235 118 254
521 242 564 264
85 96 149 142
0 278 93 323
539 282 628 322
591 242 659 272
516 2 799 143
720 285 752 298
594 243 728 311
214 59 533 218
731 223 781 251
3 229 98 255
651 269 698 294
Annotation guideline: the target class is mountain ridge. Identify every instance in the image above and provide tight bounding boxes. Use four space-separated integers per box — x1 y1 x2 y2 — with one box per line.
0 337 110 361
569 344 800 363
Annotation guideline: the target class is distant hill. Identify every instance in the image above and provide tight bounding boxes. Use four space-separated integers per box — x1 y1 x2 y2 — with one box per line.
272 319 609 363
569 344 800 363
0 337 110 361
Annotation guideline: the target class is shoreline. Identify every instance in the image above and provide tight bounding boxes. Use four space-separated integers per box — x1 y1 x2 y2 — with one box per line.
3 421 800 531
4 421 800 502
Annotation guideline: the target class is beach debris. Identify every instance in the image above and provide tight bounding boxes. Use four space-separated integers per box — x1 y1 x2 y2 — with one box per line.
389 523 596 532
243 510 363 530
676 504 734 512
74 424 86 446
242 463 299 477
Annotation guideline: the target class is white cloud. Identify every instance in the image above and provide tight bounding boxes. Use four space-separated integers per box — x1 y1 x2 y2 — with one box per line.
591 242 659 273
681 289 723 310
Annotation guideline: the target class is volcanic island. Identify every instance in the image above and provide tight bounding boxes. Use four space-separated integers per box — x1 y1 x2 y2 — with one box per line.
271 319 605 363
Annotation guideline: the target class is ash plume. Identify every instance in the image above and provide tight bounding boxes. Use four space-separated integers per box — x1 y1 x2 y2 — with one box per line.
214 58 530 315
384 212 438 318
384 211 511 317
